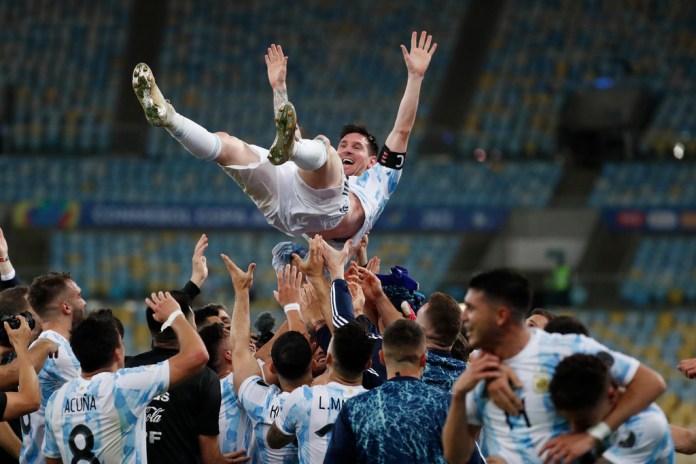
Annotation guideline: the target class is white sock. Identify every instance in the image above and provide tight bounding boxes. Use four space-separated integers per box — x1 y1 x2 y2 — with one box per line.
291 139 327 171
166 113 221 161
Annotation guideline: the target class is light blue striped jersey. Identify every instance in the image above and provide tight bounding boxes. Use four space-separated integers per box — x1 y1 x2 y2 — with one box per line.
20 330 81 464
219 372 253 454
276 382 366 464
603 403 674 463
43 361 169 464
238 375 298 464
346 160 403 244
466 329 641 463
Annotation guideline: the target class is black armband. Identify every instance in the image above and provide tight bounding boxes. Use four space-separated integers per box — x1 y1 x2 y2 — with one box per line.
377 145 406 170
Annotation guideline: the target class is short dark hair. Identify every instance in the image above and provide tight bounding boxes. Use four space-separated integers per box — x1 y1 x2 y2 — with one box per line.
331 322 375 379
88 308 125 338
28 272 72 317
423 292 462 347
0 286 30 317
468 269 532 321
339 124 379 157
199 322 226 374
271 331 312 381
528 308 556 322
146 290 193 342
194 306 221 330
550 354 609 412
71 315 121 372
382 319 425 364
544 315 590 337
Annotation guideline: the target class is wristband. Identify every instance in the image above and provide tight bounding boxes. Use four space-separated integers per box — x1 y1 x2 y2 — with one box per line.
587 421 612 442
160 309 184 332
0 256 8 263
283 303 300 314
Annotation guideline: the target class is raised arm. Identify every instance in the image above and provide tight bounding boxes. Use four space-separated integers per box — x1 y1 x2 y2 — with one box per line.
2 316 40 420
384 31 437 153
146 291 209 388
220 255 262 394
273 265 307 337
265 44 289 112
292 235 332 331
0 228 20 289
190 233 209 289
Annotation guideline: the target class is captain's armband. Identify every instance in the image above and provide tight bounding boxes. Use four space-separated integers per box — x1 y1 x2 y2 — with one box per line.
377 146 406 170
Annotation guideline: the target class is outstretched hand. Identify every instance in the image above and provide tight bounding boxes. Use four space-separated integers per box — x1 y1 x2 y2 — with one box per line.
220 254 256 292
265 44 288 91
321 239 353 280
146 291 182 323
190 234 209 287
401 31 437 78
292 235 324 279
0 227 8 258
273 264 303 308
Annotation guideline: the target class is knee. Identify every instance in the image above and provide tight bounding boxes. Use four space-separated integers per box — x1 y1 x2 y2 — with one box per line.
215 132 243 147
314 135 332 151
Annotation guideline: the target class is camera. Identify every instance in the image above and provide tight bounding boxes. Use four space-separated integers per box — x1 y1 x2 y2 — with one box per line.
0 311 36 347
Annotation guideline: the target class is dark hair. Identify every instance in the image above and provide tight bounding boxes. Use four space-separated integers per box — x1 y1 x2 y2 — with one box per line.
331 322 375 379
528 308 556 322
271 331 312 381
550 354 609 412
146 290 193 342
544 315 590 337
254 312 276 333
28 272 72 317
468 269 532 321
71 316 121 372
0 286 30 317
339 124 379 157
199 322 226 374
382 319 425 364
194 306 222 330
88 308 125 338
451 332 472 362
423 292 462 347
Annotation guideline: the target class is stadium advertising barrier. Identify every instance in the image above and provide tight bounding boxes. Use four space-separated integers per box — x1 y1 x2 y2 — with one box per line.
602 208 696 232
13 201 508 232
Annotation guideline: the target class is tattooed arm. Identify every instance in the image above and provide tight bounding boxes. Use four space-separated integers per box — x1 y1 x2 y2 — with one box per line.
265 44 289 111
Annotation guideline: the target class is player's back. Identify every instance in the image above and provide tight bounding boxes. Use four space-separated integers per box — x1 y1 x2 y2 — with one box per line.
238 375 298 464
278 382 366 464
43 363 169 464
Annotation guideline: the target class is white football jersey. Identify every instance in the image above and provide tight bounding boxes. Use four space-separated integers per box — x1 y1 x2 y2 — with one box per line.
603 403 674 463
43 362 169 464
219 372 253 454
275 382 366 464
346 163 402 243
467 329 641 463
20 330 81 464
238 375 298 464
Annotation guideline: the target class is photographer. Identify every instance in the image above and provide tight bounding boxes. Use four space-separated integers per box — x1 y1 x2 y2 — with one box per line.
0 315 42 420
0 288 57 391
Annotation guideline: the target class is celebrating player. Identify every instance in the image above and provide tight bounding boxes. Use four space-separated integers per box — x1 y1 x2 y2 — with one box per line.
133 32 436 246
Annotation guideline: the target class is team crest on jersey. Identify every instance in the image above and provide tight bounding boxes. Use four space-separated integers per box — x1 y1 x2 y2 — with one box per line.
533 372 551 393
